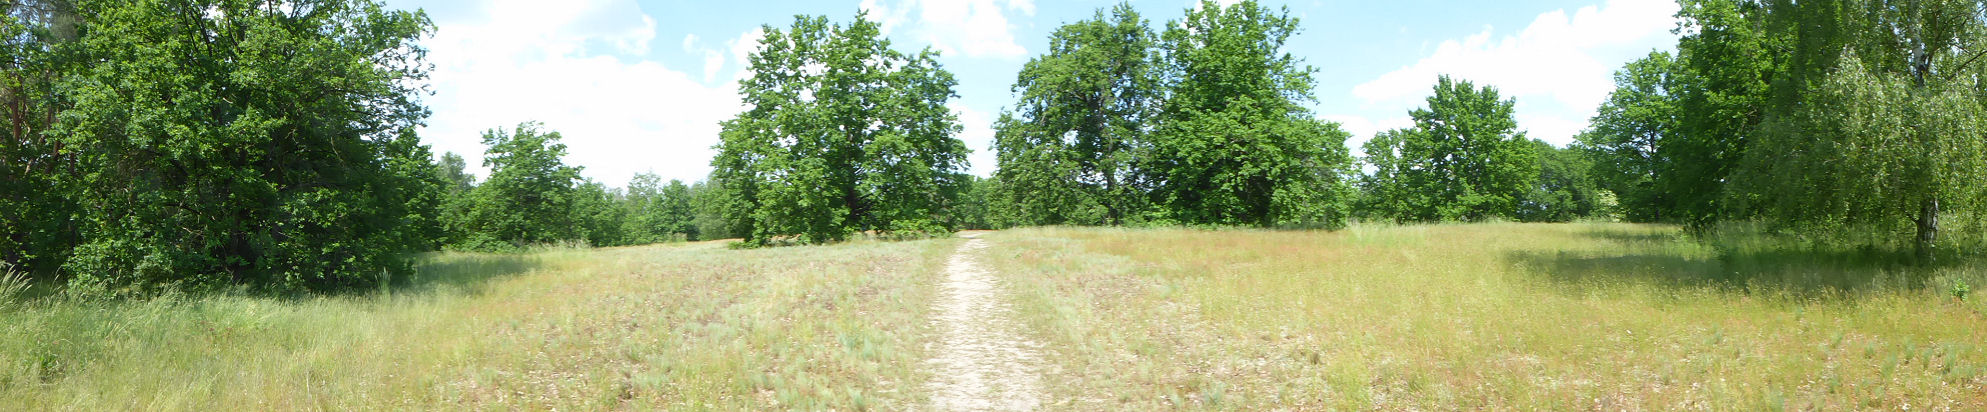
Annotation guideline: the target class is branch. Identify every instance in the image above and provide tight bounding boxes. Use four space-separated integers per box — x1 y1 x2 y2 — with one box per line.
1945 48 1987 83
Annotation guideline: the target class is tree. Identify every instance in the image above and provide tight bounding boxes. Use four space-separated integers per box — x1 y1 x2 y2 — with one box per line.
464 122 583 248
433 151 481 248
435 152 476 194
689 178 741 241
570 179 627 247
992 3 1159 226
1358 129 1419 221
0 1 80 276
1518 139 1606 223
1730 0 1987 260
52 0 434 296
712 12 968 245
1580 51 1683 223
619 172 665 243
1666 0 1784 226
1147 0 1355 228
1365 76 1538 223
656 179 697 239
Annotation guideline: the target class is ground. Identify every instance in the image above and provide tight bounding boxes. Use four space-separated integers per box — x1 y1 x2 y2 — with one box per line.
0 223 1982 410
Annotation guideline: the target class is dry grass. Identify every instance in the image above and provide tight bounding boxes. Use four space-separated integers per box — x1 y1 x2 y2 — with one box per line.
980 223 1987 410
0 238 954 410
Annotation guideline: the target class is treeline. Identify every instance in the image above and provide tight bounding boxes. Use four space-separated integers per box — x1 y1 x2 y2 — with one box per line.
1578 0 1987 260
988 0 1987 265
429 122 728 253
982 1 1607 229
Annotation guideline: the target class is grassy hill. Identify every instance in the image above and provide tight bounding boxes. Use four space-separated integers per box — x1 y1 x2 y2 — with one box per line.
1 223 1982 409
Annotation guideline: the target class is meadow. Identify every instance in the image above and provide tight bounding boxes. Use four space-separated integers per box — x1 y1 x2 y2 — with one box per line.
0 223 1982 410
0 240 952 410
984 224 1987 409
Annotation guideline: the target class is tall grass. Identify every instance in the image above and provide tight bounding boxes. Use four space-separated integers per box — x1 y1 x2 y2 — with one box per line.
981 223 1987 409
0 239 954 410
0 267 28 310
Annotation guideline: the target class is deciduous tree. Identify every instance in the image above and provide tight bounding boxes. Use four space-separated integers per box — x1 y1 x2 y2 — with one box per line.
53 0 435 295
992 3 1159 226
712 12 968 245
1148 0 1355 228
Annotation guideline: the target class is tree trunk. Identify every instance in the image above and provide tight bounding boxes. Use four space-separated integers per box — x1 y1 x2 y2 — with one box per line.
1916 197 1939 265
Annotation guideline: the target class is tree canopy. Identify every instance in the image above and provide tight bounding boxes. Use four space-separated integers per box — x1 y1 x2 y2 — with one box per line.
1580 0 1987 260
992 3 1161 226
1362 76 1539 223
710 12 970 246
6 0 440 296
992 1 1357 229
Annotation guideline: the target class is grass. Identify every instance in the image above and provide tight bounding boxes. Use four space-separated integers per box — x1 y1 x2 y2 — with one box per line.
980 223 1987 409
2 223 1982 409
0 238 955 410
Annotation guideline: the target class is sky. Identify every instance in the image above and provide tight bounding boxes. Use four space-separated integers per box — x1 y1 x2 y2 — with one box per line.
378 0 1683 187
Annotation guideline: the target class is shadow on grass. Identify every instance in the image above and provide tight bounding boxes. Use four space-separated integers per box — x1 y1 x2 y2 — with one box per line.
1515 232 1963 298
1575 227 1684 245
389 253 549 296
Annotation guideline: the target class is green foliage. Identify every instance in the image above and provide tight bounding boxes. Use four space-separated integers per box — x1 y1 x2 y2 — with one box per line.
712 12 969 246
1518 140 1607 223
992 1 1356 230
45 0 435 296
0 2 78 277
1727 0 1987 258
1666 0 1784 226
616 173 700 244
1579 51 1682 223
456 122 584 250
1956 279 1972 301
570 179 627 248
993 3 1159 227
944 175 999 230
1579 0 1987 260
1362 76 1538 223
690 178 743 241
1148 0 1355 228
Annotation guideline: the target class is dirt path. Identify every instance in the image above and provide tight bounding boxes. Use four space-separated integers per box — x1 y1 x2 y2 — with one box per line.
923 233 1044 411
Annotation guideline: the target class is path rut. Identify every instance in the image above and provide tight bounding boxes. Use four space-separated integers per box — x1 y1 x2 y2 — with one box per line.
923 233 1044 411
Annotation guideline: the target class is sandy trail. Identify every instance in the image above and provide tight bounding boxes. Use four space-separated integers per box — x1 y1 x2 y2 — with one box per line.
923 233 1044 411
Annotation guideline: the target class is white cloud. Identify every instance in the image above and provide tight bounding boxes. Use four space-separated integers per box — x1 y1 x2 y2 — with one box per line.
721 28 766 83
417 0 744 186
950 103 997 176
1518 114 1589 146
1348 0 1679 145
859 0 1032 59
727 28 765 64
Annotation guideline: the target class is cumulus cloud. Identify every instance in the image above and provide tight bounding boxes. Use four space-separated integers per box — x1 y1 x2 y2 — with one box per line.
858 0 1033 59
1347 0 1679 145
416 0 746 186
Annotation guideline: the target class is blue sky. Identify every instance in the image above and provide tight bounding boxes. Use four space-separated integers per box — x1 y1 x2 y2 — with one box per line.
379 0 1681 187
